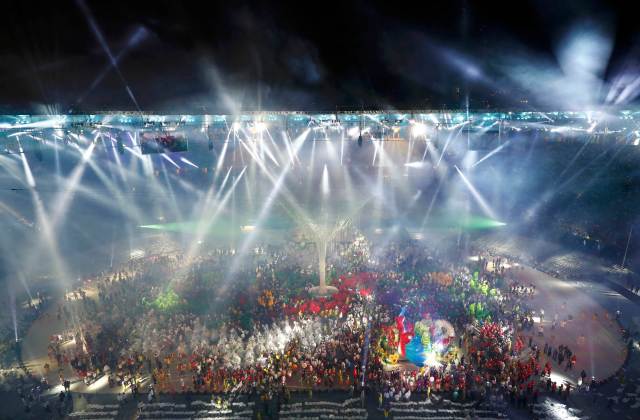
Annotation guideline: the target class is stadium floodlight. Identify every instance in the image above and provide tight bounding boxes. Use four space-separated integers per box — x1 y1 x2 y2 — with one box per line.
347 126 360 138
254 122 267 133
411 122 428 137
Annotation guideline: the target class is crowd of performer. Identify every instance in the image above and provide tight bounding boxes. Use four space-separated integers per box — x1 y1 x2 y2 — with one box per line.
26 231 621 415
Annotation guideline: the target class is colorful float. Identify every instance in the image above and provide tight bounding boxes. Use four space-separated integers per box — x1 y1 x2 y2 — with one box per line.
379 308 457 368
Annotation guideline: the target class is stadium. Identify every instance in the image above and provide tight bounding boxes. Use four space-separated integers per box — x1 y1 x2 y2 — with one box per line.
1 2 640 420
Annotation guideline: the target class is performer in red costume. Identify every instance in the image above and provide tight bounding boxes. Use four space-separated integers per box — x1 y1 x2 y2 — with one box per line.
395 307 414 357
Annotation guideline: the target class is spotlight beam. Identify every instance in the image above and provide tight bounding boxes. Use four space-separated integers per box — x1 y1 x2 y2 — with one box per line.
472 140 511 168
555 137 593 182
76 26 148 105
183 166 246 263
214 129 232 179
75 0 140 110
321 164 330 195
454 165 497 220
161 153 180 169
420 170 447 231
180 157 199 168
437 122 466 167
227 129 310 277
49 140 96 228
16 138 36 187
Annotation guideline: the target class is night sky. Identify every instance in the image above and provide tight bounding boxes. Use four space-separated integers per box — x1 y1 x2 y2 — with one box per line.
1 0 638 113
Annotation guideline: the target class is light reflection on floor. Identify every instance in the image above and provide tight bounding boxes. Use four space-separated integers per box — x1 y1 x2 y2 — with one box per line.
538 397 583 420
86 375 109 392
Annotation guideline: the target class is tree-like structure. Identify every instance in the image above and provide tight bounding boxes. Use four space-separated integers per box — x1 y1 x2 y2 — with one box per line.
305 218 351 296
279 201 354 296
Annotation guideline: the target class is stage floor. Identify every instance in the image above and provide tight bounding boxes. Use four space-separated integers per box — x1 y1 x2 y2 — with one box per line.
19 263 628 395
514 266 627 384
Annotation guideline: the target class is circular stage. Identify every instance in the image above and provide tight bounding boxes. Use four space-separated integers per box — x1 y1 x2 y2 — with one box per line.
514 266 628 384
